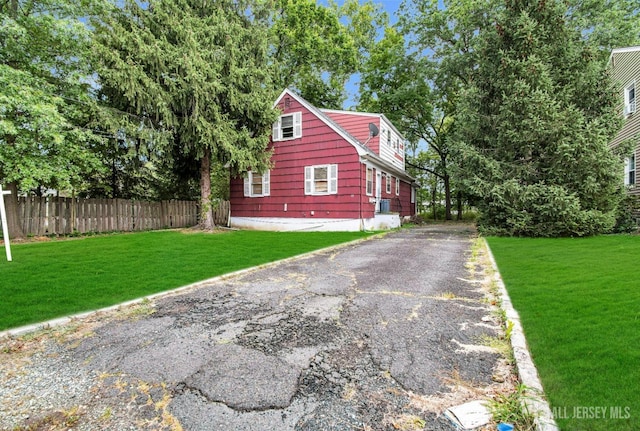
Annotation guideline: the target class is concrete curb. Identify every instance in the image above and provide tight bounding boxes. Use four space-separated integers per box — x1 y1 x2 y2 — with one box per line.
0 233 385 339
483 239 559 431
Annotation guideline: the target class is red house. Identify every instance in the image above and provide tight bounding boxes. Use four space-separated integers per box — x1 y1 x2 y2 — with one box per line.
229 89 418 231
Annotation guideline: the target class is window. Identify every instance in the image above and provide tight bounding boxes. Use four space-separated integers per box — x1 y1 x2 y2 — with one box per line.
395 177 400 196
243 171 270 197
366 167 373 196
410 187 416 204
273 112 302 141
385 173 391 194
625 154 636 186
625 82 636 116
387 129 391 146
305 164 338 195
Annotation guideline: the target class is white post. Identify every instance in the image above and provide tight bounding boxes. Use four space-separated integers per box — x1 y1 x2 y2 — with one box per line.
0 184 12 262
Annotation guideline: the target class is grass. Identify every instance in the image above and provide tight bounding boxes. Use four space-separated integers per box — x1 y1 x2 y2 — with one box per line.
486 235 640 431
0 229 371 331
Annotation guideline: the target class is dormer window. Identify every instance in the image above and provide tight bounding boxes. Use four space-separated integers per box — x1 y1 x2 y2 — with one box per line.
273 112 302 141
624 82 636 116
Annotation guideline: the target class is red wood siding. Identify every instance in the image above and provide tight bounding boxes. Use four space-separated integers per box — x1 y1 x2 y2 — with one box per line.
230 97 375 219
378 174 414 217
323 112 380 154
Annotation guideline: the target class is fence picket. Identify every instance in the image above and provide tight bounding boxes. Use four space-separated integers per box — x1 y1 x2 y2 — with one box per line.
15 197 206 236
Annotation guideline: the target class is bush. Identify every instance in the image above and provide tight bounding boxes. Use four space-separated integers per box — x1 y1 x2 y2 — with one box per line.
612 194 639 233
476 182 616 237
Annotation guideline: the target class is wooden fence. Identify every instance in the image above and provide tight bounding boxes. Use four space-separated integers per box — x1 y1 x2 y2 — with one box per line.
16 197 231 236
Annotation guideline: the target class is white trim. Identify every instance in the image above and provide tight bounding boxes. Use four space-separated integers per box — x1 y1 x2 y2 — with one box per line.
320 108 406 143
273 112 302 141
304 164 338 195
611 46 640 55
625 154 636 186
624 81 636 117
609 46 640 66
244 171 270 197
274 90 368 156
273 89 415 183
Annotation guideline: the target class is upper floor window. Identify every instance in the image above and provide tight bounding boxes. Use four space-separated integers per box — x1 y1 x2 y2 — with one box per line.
625 153 636 186
243 171 270 197
273 112 302 141
624 82 636 117
305 164 338 195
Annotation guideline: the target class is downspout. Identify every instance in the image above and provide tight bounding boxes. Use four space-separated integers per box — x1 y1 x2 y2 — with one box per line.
359 162 364 231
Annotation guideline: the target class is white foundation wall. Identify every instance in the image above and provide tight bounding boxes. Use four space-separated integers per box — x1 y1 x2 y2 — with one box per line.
230 215 400 232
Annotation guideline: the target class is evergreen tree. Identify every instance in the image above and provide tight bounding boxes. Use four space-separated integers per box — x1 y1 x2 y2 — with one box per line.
93 0 278 229
454 0 623 236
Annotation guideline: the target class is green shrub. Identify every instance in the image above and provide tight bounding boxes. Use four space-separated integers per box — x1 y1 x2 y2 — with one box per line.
612 194 639 233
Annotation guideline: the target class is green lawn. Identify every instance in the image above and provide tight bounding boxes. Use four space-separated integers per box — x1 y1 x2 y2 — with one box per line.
0 230 371 331
487 235 640 431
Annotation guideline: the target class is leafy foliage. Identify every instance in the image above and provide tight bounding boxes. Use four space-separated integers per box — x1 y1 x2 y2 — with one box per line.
270 0 384 109
0 0 106 192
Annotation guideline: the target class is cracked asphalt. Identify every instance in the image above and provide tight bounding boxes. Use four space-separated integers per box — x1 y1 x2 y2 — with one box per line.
0 224 513 431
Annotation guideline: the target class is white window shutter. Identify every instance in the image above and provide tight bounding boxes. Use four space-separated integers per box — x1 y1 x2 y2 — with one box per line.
262 171 270 196
244 174 251 196
329 164 338 194
272 117 281 141
304 166 313 195
293 112 302 138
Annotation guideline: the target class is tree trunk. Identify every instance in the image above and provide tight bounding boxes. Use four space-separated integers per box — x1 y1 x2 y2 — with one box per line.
4 182 25 239
456 190 463 221
199 147 214 230
431 180 437 220
444 173 452 220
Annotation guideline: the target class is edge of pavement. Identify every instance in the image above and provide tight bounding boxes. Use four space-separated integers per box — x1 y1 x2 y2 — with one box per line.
0 232 387 339
483 238 560 431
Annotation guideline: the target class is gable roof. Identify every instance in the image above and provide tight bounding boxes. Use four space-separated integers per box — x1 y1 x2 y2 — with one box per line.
320 108 406 142
608 46 640 66
274 89 415 182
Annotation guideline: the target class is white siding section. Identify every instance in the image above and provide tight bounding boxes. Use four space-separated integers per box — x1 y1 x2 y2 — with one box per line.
377 117 405 171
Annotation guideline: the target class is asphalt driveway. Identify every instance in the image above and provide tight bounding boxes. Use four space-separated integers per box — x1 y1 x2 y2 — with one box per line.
0 225 514 430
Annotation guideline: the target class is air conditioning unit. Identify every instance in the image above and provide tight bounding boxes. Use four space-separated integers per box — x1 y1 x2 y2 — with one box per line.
625 101 636 116
379 199 391 213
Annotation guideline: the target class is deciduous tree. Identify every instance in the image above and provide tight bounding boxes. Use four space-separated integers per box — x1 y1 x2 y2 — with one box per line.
0 0 106 238
270 0 384 109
